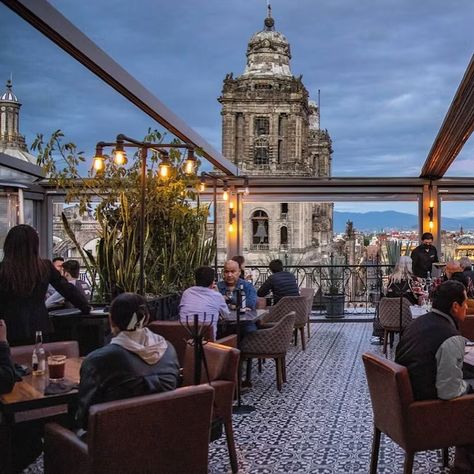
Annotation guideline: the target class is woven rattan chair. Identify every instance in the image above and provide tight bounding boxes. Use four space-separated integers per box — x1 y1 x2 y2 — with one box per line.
299 288 315 339
240 311 295 391
262 295 309 350
378 297 412 355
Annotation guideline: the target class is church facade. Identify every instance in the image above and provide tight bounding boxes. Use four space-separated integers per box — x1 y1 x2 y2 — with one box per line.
217 9 333 265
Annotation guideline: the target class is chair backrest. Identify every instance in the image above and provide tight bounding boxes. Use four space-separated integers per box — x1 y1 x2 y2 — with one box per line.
266 296 308 325
460 315 474 340
241 312 296 355
182 341 240 387
378 297 412 330
147 321 214 367
11 340 80 366
87 385 214 474
362 352 414 448
300 287 315 316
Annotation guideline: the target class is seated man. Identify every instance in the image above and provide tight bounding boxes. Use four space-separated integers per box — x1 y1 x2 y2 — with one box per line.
179 266 229 338
46 259 91 309
75 293 180 429
45 256 65 299
217 260 257 336
257 259 299 305
395 280 474 472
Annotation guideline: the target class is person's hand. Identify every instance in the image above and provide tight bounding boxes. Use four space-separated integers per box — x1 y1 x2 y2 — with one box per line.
0 319 7 343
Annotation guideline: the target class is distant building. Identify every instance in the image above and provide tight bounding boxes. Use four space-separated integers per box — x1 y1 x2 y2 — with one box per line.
217 7 333 264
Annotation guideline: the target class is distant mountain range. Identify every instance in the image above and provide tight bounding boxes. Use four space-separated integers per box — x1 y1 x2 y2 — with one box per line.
333 211 474 233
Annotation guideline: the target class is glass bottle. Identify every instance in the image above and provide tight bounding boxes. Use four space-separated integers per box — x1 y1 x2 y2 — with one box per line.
239 284 246 314
32 331 46 376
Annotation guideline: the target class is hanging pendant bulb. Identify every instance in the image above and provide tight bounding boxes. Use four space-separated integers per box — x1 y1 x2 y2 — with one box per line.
183 148 196 175
159 154 171 178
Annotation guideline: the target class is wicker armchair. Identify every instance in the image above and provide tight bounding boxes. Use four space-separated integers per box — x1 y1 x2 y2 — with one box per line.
262 296 309 350
378 297 413 355
240 311 295 391
299 288 315 339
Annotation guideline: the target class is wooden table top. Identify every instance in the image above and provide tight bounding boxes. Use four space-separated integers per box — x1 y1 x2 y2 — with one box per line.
0 357 82 409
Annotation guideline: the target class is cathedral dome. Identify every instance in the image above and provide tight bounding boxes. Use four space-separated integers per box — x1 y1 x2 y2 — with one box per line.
242 7 292 78
1 79 19 102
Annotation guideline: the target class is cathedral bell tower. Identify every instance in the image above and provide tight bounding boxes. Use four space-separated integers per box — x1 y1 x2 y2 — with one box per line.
218 6 333 263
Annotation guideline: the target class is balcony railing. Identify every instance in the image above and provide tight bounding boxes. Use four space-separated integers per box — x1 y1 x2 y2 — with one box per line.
218 263 394 315
249 243 270 251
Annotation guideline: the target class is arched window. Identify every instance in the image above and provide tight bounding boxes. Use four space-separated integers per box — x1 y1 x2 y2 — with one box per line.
280 226 288 246
252 210 269 247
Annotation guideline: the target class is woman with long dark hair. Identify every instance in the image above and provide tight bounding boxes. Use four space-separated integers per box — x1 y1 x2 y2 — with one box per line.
0 224 90 345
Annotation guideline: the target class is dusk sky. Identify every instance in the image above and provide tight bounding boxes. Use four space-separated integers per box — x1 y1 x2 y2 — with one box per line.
0 0 473 216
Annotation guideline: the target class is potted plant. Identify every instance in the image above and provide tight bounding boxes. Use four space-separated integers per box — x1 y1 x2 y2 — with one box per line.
34 129 216 313
324 254 345 318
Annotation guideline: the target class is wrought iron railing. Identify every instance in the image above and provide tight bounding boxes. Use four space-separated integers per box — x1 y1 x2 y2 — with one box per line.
218 263 394 314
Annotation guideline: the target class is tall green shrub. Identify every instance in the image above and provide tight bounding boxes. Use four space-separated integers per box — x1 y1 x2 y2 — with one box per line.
33 129 215 299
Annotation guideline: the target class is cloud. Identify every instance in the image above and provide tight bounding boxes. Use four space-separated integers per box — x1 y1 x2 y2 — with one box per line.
0 0 472 183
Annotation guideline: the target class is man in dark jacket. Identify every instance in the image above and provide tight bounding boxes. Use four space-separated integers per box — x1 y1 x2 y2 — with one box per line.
257 259 299 305
395 280 474 471
410 232 439 278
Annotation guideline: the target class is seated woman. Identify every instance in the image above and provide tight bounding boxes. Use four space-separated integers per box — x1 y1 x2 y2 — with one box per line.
75 293 180 429
385 256 419 305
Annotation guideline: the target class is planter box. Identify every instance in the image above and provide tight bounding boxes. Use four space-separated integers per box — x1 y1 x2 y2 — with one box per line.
324 294 345 318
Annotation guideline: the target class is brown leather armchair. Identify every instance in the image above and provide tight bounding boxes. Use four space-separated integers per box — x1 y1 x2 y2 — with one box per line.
362 352 474 474
44 385 214 474
182 341 240 473
147 320 214 366
11 340 79 366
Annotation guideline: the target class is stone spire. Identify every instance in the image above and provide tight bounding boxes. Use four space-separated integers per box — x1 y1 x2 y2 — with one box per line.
242 5 292 78
0 79 36 163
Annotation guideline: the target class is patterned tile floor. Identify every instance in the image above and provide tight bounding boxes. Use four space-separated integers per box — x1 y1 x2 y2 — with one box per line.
208 322 452 474
23 322 452 473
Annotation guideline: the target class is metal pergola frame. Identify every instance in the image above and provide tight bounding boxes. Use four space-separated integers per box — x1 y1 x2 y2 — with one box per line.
1 0 473 257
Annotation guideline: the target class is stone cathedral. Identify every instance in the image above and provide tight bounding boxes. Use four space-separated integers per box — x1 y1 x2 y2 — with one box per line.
218 8 333 265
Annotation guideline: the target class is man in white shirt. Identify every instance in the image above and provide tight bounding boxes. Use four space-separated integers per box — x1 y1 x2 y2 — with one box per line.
179 266 229 339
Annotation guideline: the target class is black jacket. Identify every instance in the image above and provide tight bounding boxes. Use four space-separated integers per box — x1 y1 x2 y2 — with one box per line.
76 342 180 429
386 279 418 305
257 271 300 304
410 244 438 278
395 311 461 400
0 260 90 345
0 342 15 394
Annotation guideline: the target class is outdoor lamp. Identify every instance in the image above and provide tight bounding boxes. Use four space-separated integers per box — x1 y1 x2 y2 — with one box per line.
428 197 434 229
183 148 197 175
198 176 206 192
223 180 229 201
93 145 105 173
228 200 236 232
113 141 127 166
244 177 249 195
158 153 172 178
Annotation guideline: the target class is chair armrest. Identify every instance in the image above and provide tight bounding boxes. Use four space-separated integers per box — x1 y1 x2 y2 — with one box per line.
216 335 238 348
409 394 474 448
44 422 89 474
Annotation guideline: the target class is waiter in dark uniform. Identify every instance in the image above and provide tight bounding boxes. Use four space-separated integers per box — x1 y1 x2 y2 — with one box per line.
410 232 439 278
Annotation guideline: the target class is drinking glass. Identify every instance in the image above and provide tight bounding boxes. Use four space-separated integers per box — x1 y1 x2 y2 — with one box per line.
48 355 67 382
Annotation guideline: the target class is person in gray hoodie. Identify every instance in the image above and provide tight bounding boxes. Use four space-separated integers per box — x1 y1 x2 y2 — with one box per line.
76 293 180 429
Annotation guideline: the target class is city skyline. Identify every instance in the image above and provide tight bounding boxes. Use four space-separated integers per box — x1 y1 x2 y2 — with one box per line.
0 0 473 216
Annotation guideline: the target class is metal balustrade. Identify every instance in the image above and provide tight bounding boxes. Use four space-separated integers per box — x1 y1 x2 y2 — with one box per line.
218 263 394 315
